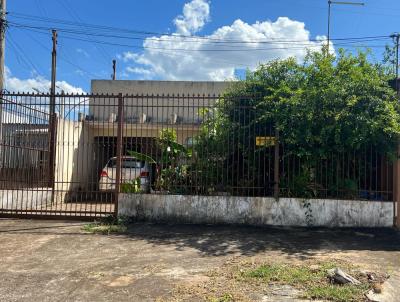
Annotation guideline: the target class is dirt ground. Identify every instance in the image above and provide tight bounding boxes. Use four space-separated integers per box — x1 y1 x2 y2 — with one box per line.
0 219 399 302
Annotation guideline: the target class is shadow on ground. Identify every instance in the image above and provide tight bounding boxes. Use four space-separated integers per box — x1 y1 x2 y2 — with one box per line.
121 224 400 258
2 219 399 259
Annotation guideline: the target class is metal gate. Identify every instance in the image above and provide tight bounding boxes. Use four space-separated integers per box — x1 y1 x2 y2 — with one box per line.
2 91 388 220
0 93 117 219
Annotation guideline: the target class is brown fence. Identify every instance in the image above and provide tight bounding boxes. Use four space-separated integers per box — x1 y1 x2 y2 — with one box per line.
0 92 395 219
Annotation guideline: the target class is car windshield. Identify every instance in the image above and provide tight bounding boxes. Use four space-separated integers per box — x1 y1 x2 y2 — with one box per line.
107 158 144 168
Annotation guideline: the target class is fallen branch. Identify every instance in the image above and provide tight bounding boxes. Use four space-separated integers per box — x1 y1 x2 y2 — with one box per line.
327 268 361 285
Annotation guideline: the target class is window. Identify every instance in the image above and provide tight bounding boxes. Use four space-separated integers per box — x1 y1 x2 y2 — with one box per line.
107 158 144 168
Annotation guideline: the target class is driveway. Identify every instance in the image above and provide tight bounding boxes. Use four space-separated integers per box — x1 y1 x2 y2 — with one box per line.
0 219 399 301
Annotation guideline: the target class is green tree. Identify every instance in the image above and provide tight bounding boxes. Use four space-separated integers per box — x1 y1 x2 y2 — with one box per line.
382 44 397 76
194 49 400 198
156 129 192 193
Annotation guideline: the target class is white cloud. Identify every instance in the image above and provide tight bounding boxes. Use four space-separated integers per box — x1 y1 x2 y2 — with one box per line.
121 1 332 81
126 67 154 79
120 52 139 62
174 0 210 35
76 48 90 58
3 67 88 120
4 67 85 94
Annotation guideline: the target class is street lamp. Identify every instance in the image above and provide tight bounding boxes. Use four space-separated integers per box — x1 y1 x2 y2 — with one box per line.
327 1 365 53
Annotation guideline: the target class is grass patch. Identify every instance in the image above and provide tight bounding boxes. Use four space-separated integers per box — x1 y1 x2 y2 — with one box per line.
83 215 128 235
306 284 370 302
243 262 371 302
243 262 337 285
207 293 234 302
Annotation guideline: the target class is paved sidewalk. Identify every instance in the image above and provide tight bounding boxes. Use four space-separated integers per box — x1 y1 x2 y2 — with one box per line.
0 219 399 301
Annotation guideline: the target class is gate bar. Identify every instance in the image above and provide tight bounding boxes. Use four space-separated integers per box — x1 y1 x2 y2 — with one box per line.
114 93 124 216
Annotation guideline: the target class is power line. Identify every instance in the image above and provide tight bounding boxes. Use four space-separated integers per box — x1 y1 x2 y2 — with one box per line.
23 26 387 70
9 26 98 80
7 22 390 53
7 12 392 44
8 20 390 47
7 34 44 74
57 0 111 61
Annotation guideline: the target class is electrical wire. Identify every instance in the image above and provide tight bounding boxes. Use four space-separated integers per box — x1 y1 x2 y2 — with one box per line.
7 22 390 53
56 0 112 62
7 20 391 48
7 12 392 44
7 34 44 75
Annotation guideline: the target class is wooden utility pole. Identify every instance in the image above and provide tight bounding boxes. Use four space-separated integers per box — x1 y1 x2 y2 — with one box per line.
50 30 57 115
112 59 116 80
0 0 5 92
49 30 57 198
0 0 6 146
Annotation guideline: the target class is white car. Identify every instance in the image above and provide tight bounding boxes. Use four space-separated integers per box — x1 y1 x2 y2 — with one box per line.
99 156 151 192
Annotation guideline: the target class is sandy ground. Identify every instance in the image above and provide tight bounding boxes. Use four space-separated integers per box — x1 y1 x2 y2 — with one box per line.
0 219 399 301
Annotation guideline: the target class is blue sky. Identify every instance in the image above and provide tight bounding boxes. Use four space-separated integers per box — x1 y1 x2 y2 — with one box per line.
5 0 400 92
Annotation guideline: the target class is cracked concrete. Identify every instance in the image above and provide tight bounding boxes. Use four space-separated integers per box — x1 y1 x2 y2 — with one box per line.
0 219 399 301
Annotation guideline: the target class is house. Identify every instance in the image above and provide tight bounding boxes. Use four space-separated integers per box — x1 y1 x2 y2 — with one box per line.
1 81 231 202
88 80 230 177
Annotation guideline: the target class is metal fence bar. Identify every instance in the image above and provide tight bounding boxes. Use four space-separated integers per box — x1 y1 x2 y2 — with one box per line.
274 128 280 199
394 143 400 228
114 93 124 216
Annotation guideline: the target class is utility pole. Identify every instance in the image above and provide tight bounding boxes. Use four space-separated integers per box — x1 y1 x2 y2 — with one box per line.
112 59 116 80
391 33 400 93
50 30 57 115
327 0 331 53
49 29 57 199
0 0 5 93
327 1 364 54
0 0 6 151
392 33 400 228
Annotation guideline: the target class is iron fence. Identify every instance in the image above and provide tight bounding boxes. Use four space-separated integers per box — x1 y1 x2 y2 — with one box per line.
0 92 395 218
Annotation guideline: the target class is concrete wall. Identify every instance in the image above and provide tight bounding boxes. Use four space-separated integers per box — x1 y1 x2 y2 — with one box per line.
90 80 231 124
55 119 95 202
0 189 52 210
0 124 49 169
118 194 394 227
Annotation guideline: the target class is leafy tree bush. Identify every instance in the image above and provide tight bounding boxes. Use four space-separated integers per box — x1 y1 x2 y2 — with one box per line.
194 49 400 198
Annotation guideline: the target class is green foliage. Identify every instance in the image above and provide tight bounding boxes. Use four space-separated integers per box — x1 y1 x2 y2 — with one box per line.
305 284 370 302
194 49 400 197
243 262 370 302
82 215 128 234
127 150 156 164
157 129 191 164
207 293 234 302
281 166 319 198
120 178 141 193
155 129 193 193
382 44 397 76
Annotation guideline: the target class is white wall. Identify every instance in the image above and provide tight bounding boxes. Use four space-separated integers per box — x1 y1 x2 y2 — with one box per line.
90 80 231 123
119 194 394 227
55 119 95 201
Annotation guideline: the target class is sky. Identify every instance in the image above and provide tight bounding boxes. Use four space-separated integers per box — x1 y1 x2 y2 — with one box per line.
4 0 400 93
